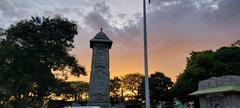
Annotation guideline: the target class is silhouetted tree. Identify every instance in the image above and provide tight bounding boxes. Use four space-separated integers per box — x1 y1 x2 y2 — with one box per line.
140 72 173 108
55 81 89 102
122 73 144 103
0 16 86 107
70 81 89 102
149 72 173 108
110 77 121 103
231 40 240 47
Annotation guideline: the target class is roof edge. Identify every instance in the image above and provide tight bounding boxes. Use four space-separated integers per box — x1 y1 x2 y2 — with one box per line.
189 85 240 96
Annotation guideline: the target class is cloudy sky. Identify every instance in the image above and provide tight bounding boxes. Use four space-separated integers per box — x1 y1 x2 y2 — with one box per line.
0 0 239 82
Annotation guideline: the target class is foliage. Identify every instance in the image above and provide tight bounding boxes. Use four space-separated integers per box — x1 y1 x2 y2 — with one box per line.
122 73 144 103
110 77 122 103
109 72 173 107
54 81 89 102
149 72 173 107
212 46 240 76
171 41 240 105
70 81 89 102
140 72 174 108
231 40 240 47
0 16 86 107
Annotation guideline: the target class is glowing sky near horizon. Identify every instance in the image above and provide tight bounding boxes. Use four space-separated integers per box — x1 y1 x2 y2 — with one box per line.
0 0 240 82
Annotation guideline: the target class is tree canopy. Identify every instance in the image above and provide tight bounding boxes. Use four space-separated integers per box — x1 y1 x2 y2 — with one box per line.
149 72 173 107
110 77 122 103
171 41 240 104
122 73 144 103
139 72 173 108
0 16 86 107
109 72 173 107
54 81 89 102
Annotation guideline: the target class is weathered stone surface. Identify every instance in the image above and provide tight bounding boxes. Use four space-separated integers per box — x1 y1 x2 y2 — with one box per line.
191 75 240 108
88 30 112 108
199 75 240 89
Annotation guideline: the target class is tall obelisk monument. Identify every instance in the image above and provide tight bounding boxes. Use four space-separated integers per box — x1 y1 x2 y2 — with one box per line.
88 29 112 108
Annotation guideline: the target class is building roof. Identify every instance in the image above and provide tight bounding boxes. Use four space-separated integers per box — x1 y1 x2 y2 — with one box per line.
190 85 240 96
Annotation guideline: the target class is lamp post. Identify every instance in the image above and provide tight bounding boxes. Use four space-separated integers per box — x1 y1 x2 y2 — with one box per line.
143 0 150 108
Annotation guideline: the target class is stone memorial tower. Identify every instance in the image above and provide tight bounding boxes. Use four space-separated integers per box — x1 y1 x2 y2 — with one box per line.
88 29 112 108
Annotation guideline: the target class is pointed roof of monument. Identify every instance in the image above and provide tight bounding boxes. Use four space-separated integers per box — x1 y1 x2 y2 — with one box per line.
93 28 109 40
90 28 112 48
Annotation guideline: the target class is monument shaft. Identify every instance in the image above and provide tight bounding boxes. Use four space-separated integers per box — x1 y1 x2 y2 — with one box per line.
88 30 112 108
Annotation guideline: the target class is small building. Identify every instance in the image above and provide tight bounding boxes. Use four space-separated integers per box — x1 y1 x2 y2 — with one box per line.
190 75 240 108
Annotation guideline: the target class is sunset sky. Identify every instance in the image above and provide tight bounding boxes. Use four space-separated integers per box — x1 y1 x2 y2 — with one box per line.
0 0 239 82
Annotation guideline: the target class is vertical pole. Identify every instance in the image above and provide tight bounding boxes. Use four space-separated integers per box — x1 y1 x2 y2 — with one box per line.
143 0 150 108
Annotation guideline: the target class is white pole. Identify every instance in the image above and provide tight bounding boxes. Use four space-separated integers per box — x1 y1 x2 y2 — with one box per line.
143 0 150 108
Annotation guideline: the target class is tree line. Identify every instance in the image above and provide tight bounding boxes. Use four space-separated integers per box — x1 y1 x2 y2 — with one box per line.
110 72 173 108
47 72 174 108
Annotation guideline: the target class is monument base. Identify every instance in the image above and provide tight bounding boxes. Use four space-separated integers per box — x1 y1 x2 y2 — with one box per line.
87 102 111 108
